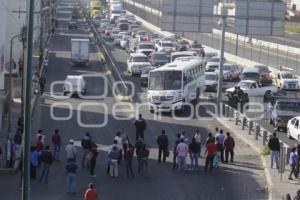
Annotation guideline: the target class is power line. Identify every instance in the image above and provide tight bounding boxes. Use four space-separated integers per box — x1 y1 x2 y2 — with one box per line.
0 0 24 25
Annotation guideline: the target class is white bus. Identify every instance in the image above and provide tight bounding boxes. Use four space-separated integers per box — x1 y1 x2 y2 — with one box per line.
147 57 205 112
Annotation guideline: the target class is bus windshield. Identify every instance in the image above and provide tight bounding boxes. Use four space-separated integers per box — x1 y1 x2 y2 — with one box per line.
149 71 182 90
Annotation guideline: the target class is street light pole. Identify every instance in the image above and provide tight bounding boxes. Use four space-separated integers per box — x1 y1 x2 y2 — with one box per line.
217 15 226 115
8 34 22 138
22 0 35 199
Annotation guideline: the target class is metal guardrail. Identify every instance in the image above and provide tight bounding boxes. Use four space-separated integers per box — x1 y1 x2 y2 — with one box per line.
78 4 129 98
223 103 291 164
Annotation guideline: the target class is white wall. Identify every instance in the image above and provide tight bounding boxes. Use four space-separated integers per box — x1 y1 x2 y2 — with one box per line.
0 0 27 89
291 0 300 11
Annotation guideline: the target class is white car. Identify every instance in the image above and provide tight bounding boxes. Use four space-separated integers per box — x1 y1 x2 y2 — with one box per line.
127 53 151 75
205 56 222 71
155 40 174 53
136 42 155 56
110 28 120 40
273 71 300 90
120 35 131 49
226 80 278 97
63 75 86 96
170 51 197 62
113 34 123 46
287 116 300 140
205 72 218 91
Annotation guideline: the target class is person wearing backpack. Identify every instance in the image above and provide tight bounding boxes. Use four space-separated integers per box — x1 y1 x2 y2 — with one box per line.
81 132 92 169
39 145 54 184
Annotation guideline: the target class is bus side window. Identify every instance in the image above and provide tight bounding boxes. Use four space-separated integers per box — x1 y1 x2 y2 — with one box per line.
183 74 188 85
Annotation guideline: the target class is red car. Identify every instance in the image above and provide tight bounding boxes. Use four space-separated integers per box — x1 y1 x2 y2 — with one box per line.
253 65 272 85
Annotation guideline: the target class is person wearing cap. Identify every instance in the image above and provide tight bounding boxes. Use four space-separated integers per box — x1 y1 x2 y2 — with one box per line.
65 139 77 162
84 183 98 200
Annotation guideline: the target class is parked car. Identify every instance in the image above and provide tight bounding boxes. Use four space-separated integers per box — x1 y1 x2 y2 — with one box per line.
148 52 169 66
127 53 151 75
140 66 156 86
287 116 300 140
63 75 87 96
272 71 300 90
205 72 218 92
268 98 300 130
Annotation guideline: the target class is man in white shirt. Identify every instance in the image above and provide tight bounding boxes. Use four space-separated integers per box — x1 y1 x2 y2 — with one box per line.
36 129 45 144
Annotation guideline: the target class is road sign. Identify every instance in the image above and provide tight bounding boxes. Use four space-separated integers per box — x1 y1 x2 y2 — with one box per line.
235 0 285 36
160 0 213 32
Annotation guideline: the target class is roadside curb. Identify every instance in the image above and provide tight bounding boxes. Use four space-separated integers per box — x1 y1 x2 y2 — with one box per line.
0 167 17 174
216 117 273 200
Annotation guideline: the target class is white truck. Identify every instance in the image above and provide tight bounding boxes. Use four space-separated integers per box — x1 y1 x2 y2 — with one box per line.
226 80 278 99
110 3 122 20
71 38 89 66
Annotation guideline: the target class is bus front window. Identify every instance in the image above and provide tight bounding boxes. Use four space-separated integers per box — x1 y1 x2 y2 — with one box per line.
149 71 164 90
165 71 182 90
149 71 182 90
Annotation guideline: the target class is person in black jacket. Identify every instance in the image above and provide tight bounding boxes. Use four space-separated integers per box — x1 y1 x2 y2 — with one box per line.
268 132 280 169
81 132 92 169
189 138 199 170
157 130 169 163
39 145 53 184
134 114 146 141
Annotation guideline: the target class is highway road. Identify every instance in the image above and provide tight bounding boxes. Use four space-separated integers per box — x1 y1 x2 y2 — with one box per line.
125 2 300 76
0 0 267 199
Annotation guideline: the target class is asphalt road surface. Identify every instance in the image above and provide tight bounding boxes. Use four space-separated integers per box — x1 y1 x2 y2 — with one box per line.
0 0 267 199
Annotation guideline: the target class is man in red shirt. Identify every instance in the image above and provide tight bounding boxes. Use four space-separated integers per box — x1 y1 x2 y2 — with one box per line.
205 137 217 172
85 183 98 200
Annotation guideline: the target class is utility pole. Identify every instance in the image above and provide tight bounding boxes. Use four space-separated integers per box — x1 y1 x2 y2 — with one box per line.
217 12 226 115
22 0 35 199
8 33 22 138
